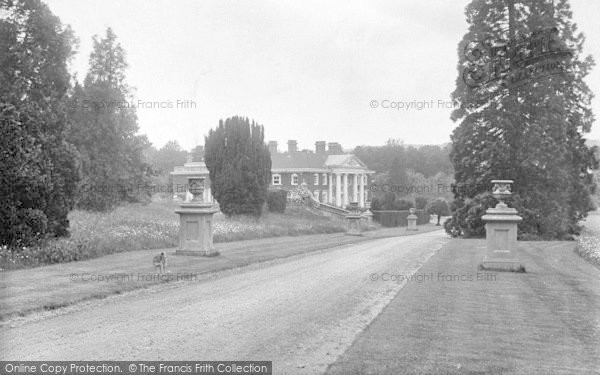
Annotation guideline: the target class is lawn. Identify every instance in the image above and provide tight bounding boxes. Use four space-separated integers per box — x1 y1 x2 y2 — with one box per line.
326 238 600 374
0 224 441 322
0 199 370 270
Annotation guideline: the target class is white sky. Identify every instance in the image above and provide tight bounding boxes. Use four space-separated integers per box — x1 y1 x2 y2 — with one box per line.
44 0 600 151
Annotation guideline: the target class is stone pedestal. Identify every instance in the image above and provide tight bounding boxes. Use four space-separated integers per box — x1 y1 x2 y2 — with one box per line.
346 202 363 236
346 213 363 236
406 208 418 231
362 210 373 223
481 180 523 271
175 202 219 256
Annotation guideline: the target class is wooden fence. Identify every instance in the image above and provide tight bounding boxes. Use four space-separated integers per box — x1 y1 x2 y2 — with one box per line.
371 210 430 227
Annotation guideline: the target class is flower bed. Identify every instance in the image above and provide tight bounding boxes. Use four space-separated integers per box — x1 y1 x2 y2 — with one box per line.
575 212 600 268
0 202 349 270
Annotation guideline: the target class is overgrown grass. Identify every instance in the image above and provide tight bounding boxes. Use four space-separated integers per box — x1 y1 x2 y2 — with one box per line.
0 200 353 270
575 211 600 268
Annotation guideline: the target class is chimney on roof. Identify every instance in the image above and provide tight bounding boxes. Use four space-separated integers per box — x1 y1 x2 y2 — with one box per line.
315 141 326 155
268 141 278 154
287 140 297 153
328 142 343 154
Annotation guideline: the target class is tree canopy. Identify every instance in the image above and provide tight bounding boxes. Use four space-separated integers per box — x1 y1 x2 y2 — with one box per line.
447 0 597 239
0 0 79 245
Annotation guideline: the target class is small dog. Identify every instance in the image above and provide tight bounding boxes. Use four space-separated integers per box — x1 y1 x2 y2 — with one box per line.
153 252 167 273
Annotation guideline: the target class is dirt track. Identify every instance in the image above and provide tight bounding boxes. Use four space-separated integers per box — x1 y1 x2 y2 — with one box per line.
0 230 447 374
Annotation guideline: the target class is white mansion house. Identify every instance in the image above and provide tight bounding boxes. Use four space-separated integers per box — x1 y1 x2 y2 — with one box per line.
269 140 373 208
171 140 373 208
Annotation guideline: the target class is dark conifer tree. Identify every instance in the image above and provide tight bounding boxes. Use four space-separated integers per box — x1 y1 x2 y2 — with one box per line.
448 0 597 238
204 116 271 217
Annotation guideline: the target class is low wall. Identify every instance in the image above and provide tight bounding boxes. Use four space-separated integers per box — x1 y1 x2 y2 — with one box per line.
371 210 430 227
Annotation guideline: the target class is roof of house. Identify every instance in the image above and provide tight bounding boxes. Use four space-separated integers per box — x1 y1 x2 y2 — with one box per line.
170 161 209 175
271 152 370 171
171 153 374 175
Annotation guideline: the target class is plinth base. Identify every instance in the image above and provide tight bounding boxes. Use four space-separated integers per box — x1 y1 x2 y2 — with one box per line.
481 257 525 272
346 215 363 236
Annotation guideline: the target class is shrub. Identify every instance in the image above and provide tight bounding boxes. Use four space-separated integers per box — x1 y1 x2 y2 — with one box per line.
426 198 450 225
415 197 429 210
267 190 287 213
392 199 413 211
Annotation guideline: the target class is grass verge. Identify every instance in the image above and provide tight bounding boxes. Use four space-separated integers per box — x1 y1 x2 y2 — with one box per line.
326 238 600 375
1 200 378 270
0 224 442 322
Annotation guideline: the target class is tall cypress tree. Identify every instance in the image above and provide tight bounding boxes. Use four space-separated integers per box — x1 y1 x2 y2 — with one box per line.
448 0 597 239
204 116 271 217
68 28 152 210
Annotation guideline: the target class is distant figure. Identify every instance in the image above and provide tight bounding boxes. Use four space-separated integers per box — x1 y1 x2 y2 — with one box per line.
153 252 167 273
185 189 193 202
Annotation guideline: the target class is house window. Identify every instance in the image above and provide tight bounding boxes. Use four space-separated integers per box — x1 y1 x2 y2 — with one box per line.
272 174 281 185
291 174 299 185
322 173 328 185
314 190 320 201
321 191 328 203
314 173 319 185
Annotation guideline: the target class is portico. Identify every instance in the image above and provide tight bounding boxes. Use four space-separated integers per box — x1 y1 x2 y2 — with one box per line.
326 170 368 208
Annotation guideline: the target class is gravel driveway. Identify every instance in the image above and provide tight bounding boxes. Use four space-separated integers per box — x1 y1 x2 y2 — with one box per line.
0 230 448 374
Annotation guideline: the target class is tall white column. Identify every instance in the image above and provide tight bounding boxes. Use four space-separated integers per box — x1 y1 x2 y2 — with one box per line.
328 174 333 204
353 173 358 203
359 174 365 208
335 173 341 207
343 173 349 207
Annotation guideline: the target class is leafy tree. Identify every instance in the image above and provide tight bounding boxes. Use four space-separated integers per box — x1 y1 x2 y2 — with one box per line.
0 0 79 245
415 197 429 210
426 198 450 225
388 156 409 196
354 140 453 177
190 145 205 161
448 0 598 239
148 140 188 174
392 199 413 211
67 28 152 210
204 116 271 217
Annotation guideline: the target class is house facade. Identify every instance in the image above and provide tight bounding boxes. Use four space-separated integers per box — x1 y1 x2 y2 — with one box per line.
170 160 214 204
171 140 373 208
269 140 373 208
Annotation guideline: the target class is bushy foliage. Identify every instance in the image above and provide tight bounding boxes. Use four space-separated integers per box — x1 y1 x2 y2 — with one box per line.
204 116 272 217
370 194 413 211
393 199 413 211
354 140 453 177
415 197 429 210
426 198 450 225
448 0 598 239
267 190 287 213
0 1 80 246
67 28 152 211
